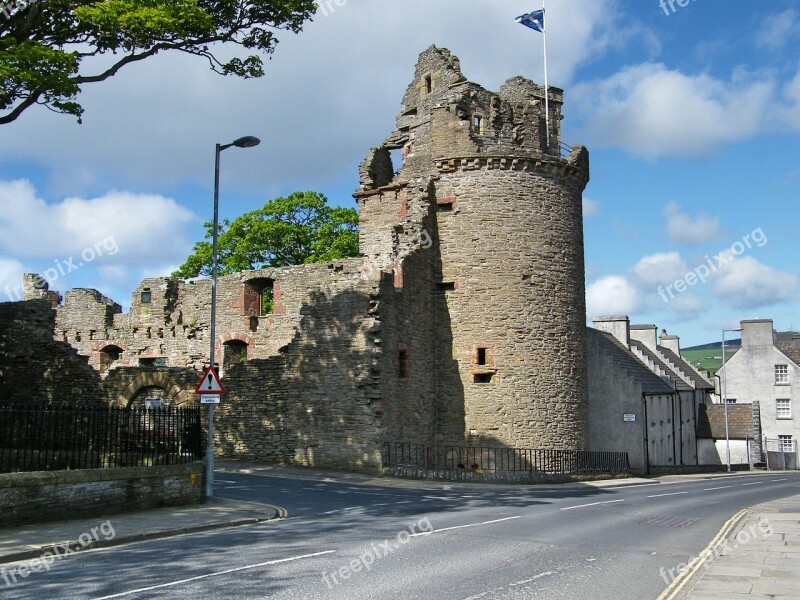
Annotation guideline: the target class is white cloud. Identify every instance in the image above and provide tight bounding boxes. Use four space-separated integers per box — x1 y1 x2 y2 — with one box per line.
756 9 799 51
632 252 688 286
583 197 600 218
667 294 710 321
0 179 198 265
662 202 723 245
572 63 775 159
586 275 640 319
714 255 799 309
777 70 800 131
0 1 619 198
0 257 26 302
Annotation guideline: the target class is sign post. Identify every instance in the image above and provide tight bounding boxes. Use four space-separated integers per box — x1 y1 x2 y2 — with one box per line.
196 365 224 499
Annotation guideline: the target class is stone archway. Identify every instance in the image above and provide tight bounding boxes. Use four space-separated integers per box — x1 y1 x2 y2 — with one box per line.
117 371 187 407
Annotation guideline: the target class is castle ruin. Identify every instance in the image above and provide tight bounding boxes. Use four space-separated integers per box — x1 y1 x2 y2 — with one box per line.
3 46 591 472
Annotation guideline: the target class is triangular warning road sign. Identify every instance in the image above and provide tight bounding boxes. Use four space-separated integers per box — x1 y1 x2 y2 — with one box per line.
195 366 225 394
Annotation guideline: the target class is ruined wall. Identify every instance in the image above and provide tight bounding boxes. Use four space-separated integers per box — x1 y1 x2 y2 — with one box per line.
215 268 387 471
0 300 104 405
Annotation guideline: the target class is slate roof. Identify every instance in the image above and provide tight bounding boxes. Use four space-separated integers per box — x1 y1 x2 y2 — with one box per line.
657 346 714 390
776 339 800 367
629 340 694 392
696 403 754 439
587 328 674 395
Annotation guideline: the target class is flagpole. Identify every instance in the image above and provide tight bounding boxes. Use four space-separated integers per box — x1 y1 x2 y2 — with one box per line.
542 0 550 149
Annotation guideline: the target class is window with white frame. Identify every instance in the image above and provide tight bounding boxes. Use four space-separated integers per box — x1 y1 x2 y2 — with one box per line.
725 398 737 404
777 399 792 419
775 364 789 384
778 435 794 452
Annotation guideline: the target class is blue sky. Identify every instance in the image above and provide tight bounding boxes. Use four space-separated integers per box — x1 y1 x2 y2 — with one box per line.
1 0 798 347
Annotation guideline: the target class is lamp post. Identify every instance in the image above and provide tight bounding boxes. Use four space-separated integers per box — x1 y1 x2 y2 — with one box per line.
721 327 742 473
206 135 260 502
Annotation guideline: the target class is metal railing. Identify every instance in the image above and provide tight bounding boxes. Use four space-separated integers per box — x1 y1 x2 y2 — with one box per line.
384 442 629 475
0 404 203 473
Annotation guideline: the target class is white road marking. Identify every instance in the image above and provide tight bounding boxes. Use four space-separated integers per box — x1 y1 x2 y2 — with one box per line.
462 571 556 599
560 499 625 511
91 551 336 599
741 482 763 486
409 516 522 537
772 479 787 482
703 486 733 491
509 571 557 586
215 480 238 484
647 492 689 499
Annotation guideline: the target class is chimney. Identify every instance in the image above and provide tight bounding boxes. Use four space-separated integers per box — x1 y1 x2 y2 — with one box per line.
741 319 774 348
630 324 658 351
593 316 630 347
660 329 681 355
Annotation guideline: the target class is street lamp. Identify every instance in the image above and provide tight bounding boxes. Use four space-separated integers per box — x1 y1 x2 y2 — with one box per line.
721 327 742 473
206 135 261 501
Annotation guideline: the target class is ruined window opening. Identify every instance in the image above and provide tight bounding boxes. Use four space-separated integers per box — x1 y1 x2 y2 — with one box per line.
424 74 432 94
474 373 493 384
389 148 403 174
141 288 151 304
477 348 487 366
262 287 274 315
244 278 274 316
139 357 166 367
472 115 483 133
438 282 456 291
223 340 248 373
398 350 410 379
99 345 123 371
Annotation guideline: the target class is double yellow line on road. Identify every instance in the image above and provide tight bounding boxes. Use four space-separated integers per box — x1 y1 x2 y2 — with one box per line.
657 508 748 600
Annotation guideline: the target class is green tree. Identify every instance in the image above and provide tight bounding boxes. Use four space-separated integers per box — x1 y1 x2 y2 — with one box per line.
0 0 316 124
173 191 360 279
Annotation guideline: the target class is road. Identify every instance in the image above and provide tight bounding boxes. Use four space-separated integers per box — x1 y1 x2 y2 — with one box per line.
4 470 800 599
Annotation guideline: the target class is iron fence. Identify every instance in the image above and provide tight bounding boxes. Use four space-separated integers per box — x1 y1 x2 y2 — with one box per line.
0 404 203 473
384 442 630 475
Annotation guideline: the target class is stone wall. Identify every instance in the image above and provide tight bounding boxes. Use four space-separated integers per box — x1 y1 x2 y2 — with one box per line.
0 462 204 527
0 300 104 406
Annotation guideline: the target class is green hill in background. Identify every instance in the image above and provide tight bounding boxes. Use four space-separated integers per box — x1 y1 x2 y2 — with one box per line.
681 339 741 376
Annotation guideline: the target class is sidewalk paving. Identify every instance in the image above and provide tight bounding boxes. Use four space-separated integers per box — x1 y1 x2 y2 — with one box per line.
668 493 800 600
0 497 284 566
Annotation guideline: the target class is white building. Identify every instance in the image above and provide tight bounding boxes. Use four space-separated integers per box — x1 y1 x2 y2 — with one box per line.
716 319 800 465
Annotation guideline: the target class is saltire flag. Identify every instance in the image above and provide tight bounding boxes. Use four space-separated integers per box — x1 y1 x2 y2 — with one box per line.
516 9 545 33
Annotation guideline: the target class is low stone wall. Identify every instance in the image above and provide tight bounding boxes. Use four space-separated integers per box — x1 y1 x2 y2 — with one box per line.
0 462 204 527
382 466 631 485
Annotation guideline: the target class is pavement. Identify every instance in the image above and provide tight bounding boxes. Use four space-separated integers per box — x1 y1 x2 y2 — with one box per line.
0 460 798 600
659 493 800 600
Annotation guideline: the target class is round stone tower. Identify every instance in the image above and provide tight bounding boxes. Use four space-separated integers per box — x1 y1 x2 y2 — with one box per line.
357 46 590 451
